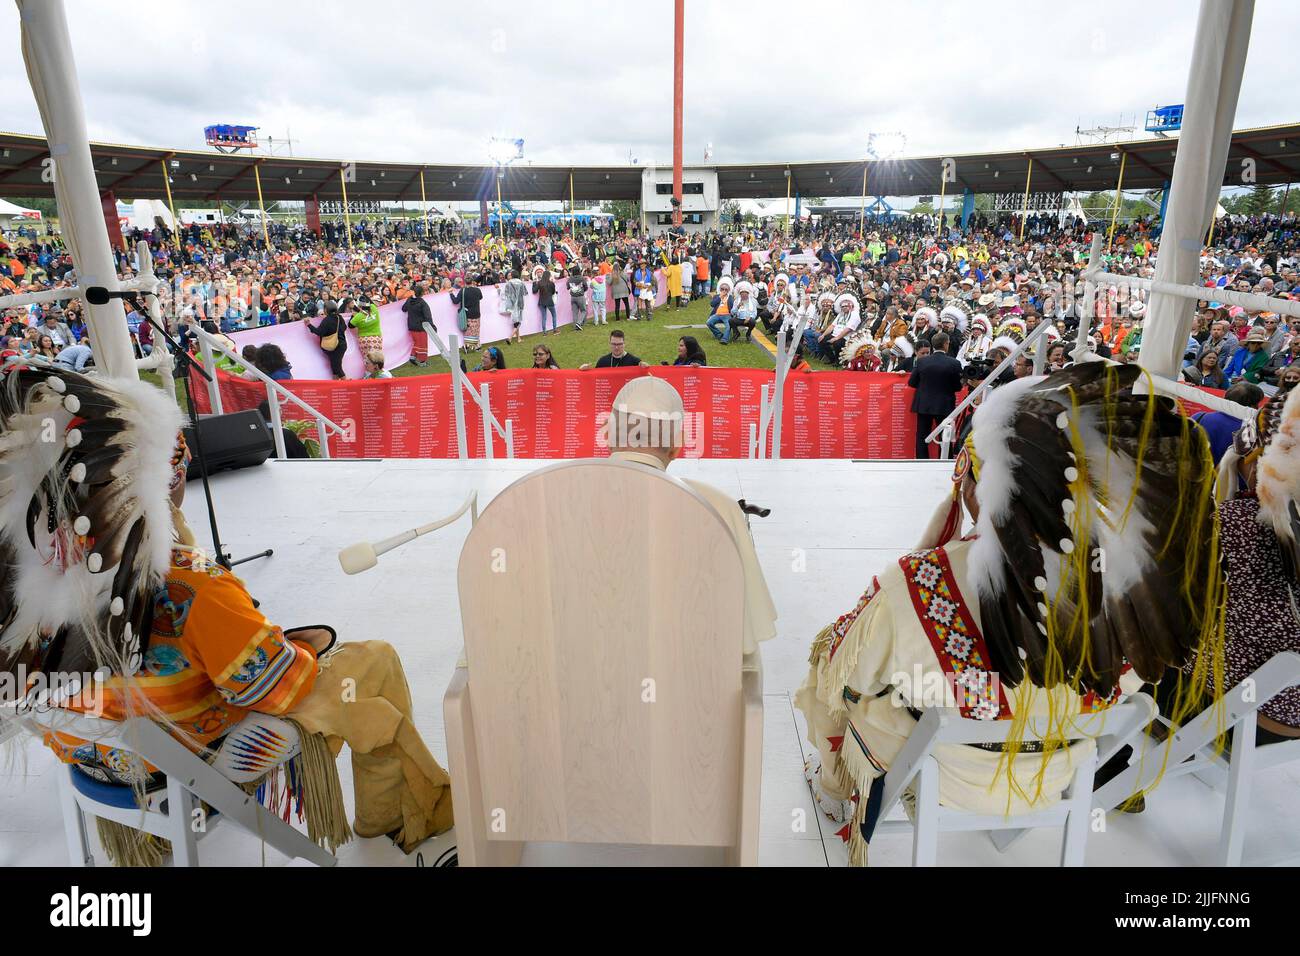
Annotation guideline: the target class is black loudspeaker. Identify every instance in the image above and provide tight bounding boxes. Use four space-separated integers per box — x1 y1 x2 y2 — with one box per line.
183 409 275 479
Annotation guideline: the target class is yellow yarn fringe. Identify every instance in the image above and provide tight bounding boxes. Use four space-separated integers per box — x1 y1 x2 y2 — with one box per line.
994 367 1228 808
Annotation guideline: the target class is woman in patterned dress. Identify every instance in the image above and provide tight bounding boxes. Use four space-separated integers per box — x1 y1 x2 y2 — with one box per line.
1184 377 1300 741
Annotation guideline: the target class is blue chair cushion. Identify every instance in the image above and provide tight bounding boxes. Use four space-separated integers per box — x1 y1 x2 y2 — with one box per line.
68 765 149 810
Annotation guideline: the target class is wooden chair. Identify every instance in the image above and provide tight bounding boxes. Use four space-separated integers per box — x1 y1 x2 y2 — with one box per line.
445 459 763 865
876 694 1155 866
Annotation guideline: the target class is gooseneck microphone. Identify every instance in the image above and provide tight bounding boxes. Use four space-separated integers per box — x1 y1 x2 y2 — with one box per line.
337 492 478 575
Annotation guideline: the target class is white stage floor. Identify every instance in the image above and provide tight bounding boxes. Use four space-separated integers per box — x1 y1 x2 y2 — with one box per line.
3 458 1297 867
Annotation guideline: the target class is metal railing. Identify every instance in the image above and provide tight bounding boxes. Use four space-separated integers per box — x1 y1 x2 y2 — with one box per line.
922 229 1282 458
189 324 347 459
749 313 809 459
423 322 515 459
1079 232 1274 421
924 318 1055 458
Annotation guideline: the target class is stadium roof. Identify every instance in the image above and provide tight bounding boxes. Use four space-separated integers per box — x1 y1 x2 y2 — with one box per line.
1 123 1297 206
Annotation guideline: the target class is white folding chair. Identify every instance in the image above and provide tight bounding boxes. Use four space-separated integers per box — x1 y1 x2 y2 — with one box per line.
445 459 763 866
25 709 336 867
1093 652 1300 866
874 694 1155 866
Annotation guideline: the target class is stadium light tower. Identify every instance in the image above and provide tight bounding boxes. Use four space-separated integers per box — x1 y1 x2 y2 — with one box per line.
863 131 907 236
488 137 524 239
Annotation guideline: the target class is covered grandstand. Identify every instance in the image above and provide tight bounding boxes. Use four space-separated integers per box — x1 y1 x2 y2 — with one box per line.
1 123 1297 206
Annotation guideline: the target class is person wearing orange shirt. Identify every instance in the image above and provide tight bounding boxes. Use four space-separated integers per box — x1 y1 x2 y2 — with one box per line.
1 369 457 864
694 254 709 299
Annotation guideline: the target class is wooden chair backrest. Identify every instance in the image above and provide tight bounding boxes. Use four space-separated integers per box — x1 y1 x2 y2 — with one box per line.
457 459 746 846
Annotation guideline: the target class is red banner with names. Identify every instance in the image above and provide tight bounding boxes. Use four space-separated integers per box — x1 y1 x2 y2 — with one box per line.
188 366 1232 461
190 367 923 459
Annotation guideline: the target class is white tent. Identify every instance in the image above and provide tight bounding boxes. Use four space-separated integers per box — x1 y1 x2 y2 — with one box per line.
117 198 175 230
0 197 43 227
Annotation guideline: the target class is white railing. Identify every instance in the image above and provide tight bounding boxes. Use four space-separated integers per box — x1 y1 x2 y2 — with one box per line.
749 313 809 459
1079 231 1268 422
423 322 515 459
189 324 347 460
925 319 1055 457
923 227 1280 459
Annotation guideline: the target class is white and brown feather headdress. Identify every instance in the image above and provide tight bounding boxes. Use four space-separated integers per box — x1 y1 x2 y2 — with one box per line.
964 362 1225 700
0 363 183 680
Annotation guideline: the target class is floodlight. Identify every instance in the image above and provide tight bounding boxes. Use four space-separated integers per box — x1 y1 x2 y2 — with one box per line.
487 137 524 166
867 132 907 161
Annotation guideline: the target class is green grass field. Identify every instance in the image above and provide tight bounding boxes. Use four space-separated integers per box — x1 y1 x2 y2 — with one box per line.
141 294 842 403
388 295 840 376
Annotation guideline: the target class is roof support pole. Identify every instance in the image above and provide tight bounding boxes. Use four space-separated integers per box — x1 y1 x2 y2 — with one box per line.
159 159 181 251
339 164 353 249
937 164 948 237
419 168 428 238
1140 0 1254 379
1105 152 1126 251
253 162 270 249
1017 158 1033 241
859 163 868 238
16 0 134 379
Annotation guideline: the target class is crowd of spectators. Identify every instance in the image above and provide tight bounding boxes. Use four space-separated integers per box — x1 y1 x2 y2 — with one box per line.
1 209 1296 414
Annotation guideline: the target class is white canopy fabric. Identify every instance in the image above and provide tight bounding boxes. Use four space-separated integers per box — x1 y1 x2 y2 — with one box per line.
0 197 42 220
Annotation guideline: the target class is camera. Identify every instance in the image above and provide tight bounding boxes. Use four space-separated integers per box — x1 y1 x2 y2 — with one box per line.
963 358 995 383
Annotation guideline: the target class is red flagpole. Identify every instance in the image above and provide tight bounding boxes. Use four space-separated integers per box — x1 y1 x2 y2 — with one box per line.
672 0 684 228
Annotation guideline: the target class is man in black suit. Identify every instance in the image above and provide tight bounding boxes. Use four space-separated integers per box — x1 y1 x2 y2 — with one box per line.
908 332 964 459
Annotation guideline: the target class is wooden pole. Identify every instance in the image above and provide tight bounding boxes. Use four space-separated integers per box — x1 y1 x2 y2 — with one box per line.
495 172 504 239
339 165 353 249
253 162 270 249
1106 151 1127 252
419 168 429 238
159 159 181 251
859 162 868 237
937 166 948 237
1017 157 1034 241
785 170 791 235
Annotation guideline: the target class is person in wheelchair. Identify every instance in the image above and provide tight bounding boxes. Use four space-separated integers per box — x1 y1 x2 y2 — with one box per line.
0 363 453 864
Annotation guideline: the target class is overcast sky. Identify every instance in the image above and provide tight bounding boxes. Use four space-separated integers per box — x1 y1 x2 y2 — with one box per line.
1 0 1297 170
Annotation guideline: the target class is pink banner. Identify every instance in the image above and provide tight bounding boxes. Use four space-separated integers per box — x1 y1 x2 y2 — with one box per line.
228 270 668 380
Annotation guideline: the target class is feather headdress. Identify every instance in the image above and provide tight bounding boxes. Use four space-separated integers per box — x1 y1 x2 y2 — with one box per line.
911 307 938 334
0 363 184 681
1254 384 1300 581
939 298 972 333
964 363 1225 712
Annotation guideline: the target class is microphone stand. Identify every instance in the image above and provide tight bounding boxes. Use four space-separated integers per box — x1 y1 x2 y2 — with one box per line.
140 306 273 571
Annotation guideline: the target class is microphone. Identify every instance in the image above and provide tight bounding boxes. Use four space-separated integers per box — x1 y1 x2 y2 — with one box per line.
84 286 147 306
337 492 478 575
